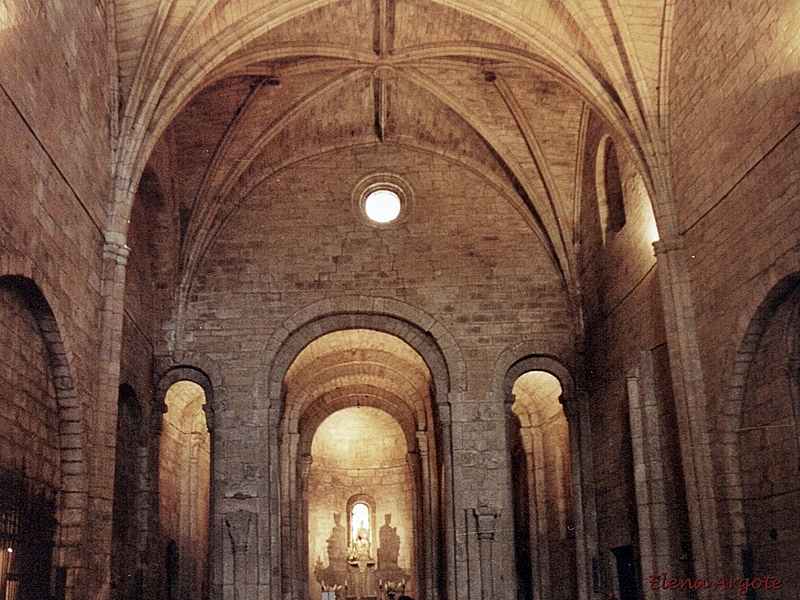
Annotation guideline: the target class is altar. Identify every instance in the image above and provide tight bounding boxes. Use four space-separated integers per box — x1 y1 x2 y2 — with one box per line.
315 510 409 600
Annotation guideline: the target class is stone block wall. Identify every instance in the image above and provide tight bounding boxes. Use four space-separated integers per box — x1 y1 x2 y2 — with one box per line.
176 142 574 599
0 281 60 487
0 0 111 223
670 1 800 233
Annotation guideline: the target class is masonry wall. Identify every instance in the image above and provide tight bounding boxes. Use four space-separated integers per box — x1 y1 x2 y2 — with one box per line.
0 0 111 224
175 142 574 598
0 281 60 488
670 2 800 582
670 1 800 235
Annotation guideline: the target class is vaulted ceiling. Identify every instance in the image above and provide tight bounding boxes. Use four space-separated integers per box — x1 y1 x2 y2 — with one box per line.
114 0 673 303
284 329 433 453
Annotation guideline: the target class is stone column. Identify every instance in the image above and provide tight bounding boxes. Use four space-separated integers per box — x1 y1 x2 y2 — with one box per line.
472 505 500 600
653 235 721 595
411 433 432 600
441 399 458 600
226 510 254 600
626 354 674 599
564 393 600 600
91 238 130 600
298 454 313 600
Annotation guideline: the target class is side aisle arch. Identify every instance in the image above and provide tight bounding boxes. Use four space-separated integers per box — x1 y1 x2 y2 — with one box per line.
0 273 89 600
496 347 598 600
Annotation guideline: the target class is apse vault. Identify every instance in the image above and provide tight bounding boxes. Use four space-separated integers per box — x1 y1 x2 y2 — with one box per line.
278 328 442 600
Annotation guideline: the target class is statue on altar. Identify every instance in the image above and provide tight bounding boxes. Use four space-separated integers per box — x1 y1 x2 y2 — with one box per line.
377 514 400 569
375 513 408 594
327 512 348 565
350 525 372 562
315 513 349 592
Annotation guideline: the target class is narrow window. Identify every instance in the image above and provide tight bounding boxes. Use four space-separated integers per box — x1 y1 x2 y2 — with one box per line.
596 136 626 242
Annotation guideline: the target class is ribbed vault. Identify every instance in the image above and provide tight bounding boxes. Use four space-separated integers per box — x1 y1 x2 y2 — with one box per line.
116 0 675 323
284 329 433 453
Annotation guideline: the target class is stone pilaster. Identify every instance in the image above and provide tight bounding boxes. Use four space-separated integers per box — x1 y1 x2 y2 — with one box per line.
226 510 255 600
473 505 501 600
653 235 721 595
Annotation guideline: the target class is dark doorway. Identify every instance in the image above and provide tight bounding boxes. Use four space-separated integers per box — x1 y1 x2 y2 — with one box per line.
0 471 57 600
612 545 640 600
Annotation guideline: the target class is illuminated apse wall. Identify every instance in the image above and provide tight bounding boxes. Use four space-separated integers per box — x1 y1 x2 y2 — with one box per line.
308 406 414 596
159 381 211 600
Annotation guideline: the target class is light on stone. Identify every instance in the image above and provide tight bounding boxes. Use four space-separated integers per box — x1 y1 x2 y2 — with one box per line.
364 189 401 223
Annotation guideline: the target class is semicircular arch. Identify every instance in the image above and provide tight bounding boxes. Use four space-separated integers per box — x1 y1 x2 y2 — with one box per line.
261 297 466 408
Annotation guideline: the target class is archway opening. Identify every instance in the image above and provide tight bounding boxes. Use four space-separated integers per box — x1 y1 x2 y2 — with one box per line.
310 407 413 598
738 281 800 597
0 277 63 600
510 370 576 600
159 380 210 600
281 328 439 600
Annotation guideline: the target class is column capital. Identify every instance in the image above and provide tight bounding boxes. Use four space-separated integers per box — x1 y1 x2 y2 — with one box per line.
225 510 254 555
473 505 501 540
652 234 685 257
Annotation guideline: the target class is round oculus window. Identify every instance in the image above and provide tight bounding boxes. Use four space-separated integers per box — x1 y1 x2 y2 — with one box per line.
353 174 413 228
364 189 402 224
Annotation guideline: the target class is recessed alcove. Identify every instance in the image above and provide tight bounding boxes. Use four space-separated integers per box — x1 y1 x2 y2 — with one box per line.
510 370 576 600
280 328 439 600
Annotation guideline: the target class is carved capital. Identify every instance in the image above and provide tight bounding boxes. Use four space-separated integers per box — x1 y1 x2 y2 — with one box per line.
473 505 501 541
225 510 254 555
652 234 685 257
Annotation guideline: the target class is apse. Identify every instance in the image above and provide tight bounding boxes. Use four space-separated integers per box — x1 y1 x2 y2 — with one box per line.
309 407 413 598
280 328 438 600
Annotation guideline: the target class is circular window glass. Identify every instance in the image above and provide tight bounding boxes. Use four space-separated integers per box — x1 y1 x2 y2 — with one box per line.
364 189 401 224
353 174 413 228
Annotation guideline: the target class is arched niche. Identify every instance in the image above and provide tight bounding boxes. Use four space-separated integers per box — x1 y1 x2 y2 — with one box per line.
157 369 212 600
0 274 86 600
722 273 800 596
269 320 457 600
